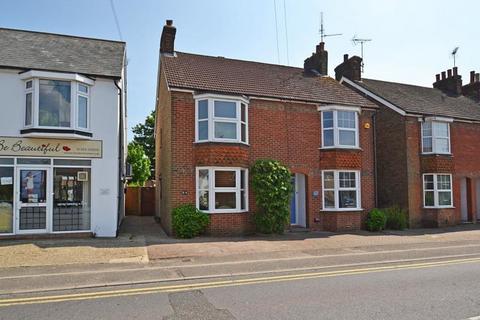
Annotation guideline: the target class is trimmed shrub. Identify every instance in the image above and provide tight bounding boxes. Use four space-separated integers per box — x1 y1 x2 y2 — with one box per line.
366 208 387 232
385 206 408 230
172 204 210 238
251 159 293 234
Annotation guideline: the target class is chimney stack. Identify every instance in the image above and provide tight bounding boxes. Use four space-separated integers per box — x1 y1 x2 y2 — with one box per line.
462 70 480 102
304 42 328 76
433 67 462 96
160 19 176 55
334 54 362 82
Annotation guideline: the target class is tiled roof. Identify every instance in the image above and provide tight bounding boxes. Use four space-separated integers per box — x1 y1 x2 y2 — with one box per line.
0 28 125 78
162 52 376 108
356 78 480 121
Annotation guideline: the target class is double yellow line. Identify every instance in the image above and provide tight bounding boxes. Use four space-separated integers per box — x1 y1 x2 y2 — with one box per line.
1 256 480 307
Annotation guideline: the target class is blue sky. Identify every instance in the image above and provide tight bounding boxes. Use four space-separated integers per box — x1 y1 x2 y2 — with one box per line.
1 0 479 140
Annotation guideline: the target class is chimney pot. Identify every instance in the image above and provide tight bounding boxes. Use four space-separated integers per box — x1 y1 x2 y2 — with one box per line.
453 67 458 76
344 54 349 62
447 69 452 78
476 73 480 83
470 71 475 84
435 74 440 82
166 19 173 26
441 71 446 80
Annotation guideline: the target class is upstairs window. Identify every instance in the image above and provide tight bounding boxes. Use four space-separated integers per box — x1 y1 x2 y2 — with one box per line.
422 121 450 154
24 78 91 131
195 95 248 144
321 109 359 148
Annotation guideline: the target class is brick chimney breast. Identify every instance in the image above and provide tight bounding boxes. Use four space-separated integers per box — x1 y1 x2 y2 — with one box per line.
463 70 480 102
304 42 328 76
160 19 176 54
334 55 362 81
433 67 462 96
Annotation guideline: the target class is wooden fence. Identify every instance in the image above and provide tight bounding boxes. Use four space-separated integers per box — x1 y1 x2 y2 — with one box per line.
125 187 155 216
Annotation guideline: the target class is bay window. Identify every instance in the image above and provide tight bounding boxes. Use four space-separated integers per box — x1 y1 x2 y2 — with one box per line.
321 108 359 148
423 174 452 208
322 170 361 210
195 95 248 144
196 167 248 213
421 121 450 154
23 75 92 133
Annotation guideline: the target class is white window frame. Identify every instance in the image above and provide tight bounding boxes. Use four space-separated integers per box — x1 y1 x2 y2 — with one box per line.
423 173 453 208
77 83 90 129
24 80 34 127
421 120 451 155
319 106 360 149
321 170 361 211
196 167 248 213
20 71 93 133
195 94 249 144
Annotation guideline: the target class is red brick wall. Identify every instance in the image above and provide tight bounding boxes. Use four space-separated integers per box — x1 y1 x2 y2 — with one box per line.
159 92 377 235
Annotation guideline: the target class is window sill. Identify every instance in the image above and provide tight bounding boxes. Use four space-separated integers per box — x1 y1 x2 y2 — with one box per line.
319 146 362 151
423 206 455 209
20 128 93 138
321 208 364 212
194 141 250 147
202 210 249 214
421 153 452 157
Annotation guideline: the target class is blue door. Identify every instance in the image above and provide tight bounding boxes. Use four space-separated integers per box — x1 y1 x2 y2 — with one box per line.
290 176 296 224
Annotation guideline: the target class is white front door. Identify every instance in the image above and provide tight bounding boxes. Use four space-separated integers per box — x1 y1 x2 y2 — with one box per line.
16 168 51 234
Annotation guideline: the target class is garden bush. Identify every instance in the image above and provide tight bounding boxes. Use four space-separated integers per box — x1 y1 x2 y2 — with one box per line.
366 208 387 232
251 159 293 234
172 204 210 238
384 206 408 230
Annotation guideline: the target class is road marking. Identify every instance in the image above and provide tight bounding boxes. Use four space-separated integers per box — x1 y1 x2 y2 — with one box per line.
467 316 480 320
0 256 479 307
2 242 480 280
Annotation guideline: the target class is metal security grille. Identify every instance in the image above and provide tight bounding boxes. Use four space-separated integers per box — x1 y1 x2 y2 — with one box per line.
53 205 89 231
19 207 46 230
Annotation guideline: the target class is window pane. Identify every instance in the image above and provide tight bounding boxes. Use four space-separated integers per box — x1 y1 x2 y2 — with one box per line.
54 159 91 166
20 170 47 203
423 137 433 153
198 169 209 189
39 80 71 127
422 122 432 136
435 138 449 153
198 121 208 140
424 175 434 190
214 101 236 118
424 191 435 206
241 103 246 122
78 84 88 94
339 190 357 208
339 172 356 188
434 122 449 137
17 158 51 165
437 175 451 190
337 111 356 128
53 168 91 231
198 191 209 211
241 123 246 143
438 191 452 206
323 129 334 147
25 93 32 126
26 80 32 89
339 130 356 146
0 167 14 233
323 171 334 189
241 190 246 210
324 191 335 208
322 111 333 128
198 100 208 119
214 122 237 139
78 96 88 128
215 170 236 188
240 170 246 189
215 192 236 209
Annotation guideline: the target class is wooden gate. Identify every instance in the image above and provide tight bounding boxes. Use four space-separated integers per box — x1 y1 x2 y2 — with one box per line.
126 187 155 216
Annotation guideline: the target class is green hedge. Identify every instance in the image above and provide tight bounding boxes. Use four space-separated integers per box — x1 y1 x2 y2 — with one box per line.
366 208 387 232
385 206 408 230
172 204 210 238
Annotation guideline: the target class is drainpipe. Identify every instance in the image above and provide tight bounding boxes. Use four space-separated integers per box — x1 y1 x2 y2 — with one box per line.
114 76 125 237
372 112 378 208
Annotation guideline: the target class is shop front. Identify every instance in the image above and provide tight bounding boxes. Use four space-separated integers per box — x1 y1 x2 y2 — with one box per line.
0 137 102 236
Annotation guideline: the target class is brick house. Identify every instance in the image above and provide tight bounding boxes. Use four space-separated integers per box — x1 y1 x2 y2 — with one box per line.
336 54 480 227
154 20 378 235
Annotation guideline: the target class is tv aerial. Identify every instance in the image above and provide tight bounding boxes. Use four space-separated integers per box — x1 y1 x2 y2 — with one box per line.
451 46 459 67
352 35 372 73
319 12 342 42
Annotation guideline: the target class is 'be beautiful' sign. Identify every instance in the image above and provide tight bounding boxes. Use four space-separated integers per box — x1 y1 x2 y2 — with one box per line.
0 137 102 158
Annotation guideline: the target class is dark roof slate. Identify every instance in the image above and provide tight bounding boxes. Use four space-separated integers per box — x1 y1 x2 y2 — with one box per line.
162 52 376 108
356 78 480 121
0 28 125 78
